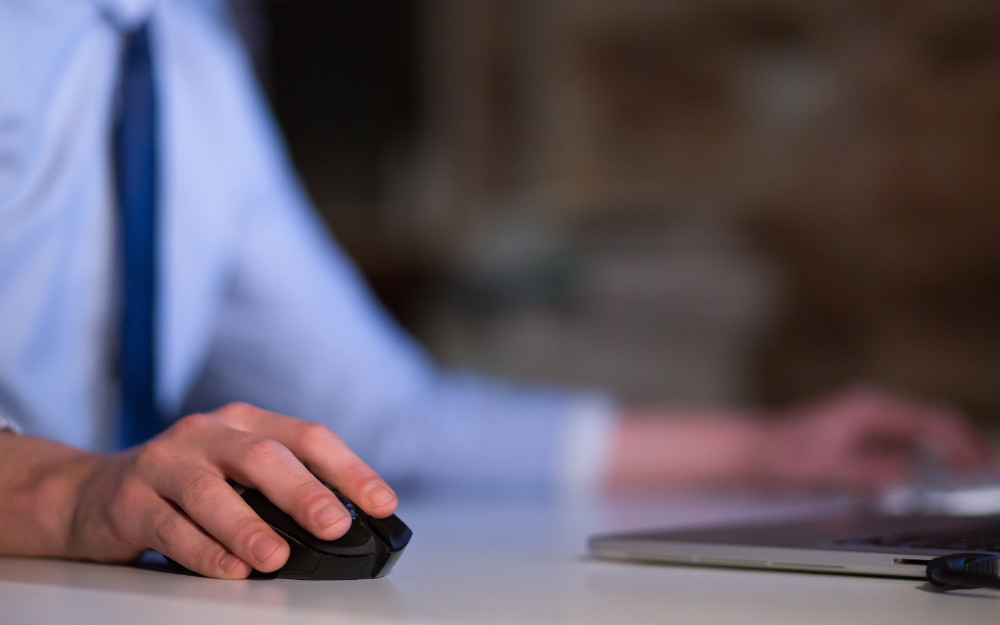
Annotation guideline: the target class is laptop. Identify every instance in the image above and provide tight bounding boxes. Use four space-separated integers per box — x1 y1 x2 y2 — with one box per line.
589 495 1000 579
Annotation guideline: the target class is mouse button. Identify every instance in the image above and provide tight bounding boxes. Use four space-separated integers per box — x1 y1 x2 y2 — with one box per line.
307 522 376 556
365 515 412 552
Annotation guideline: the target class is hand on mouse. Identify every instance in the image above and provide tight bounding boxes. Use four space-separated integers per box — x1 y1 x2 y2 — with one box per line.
0 402 397 579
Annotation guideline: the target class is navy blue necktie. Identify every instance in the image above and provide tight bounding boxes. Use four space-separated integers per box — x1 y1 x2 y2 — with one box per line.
115 23 163 449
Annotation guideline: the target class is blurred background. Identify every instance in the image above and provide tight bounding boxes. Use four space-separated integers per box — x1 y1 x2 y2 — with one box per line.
234 0 999 422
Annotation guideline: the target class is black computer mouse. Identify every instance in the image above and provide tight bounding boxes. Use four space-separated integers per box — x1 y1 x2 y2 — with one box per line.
168 483 412 580
236 483 412 580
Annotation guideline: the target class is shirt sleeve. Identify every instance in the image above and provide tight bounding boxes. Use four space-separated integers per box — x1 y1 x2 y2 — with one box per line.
183 182 618 494
175 48 619 495
0 412 23 435
555 398 620 501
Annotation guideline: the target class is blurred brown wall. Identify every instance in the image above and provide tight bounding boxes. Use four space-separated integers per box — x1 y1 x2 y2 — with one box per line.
265 0 1000 421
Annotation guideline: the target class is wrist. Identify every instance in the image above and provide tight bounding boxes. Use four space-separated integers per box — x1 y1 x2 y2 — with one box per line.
740 418 780 486
0 435 102 558
40 452 104 559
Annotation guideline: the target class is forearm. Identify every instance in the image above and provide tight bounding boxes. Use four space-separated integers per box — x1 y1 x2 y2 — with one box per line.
605 408 767 492
0 433 100 558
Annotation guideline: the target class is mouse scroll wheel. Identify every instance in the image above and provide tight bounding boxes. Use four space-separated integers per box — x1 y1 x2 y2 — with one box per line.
334 492 357 521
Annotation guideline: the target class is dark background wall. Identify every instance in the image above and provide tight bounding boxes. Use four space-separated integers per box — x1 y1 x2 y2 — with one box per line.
249 0 1000 422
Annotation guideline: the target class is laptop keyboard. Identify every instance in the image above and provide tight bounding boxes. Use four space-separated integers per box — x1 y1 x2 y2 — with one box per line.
835 532 1000 552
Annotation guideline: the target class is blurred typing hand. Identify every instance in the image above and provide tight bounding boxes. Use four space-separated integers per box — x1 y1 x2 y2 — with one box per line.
760 389 996 493
608 388 996 494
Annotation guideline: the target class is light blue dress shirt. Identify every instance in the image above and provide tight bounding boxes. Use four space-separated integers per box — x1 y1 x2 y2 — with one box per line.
0 0 615 495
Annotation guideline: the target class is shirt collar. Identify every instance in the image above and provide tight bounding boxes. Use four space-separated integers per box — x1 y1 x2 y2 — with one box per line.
91 0 156 31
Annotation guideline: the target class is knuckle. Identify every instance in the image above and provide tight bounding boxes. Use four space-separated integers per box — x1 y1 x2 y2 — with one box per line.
192 539 224 572
217 402 254 424
134 440 172 472
170 413 214 438
340 459 376 486
233 518 271 555
240 438 287 468
178 473 218 511
298 422 335 451
291 480 333 515
153 514 184 549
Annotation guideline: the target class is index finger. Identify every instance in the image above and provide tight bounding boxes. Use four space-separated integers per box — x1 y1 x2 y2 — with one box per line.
218 404 398 518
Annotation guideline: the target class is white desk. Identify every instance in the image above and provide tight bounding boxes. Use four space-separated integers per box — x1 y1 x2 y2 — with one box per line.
3 494 997 624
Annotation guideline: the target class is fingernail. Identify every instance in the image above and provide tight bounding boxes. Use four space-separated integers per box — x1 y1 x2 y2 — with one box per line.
250 535 280 564
368 484 397 508
315 503 348 529
219 552 241 574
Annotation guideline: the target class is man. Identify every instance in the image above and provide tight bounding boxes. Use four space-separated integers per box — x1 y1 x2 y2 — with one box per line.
0 1 991 579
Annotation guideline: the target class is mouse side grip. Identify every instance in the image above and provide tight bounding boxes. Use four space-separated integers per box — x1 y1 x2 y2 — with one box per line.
364 514 413 552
